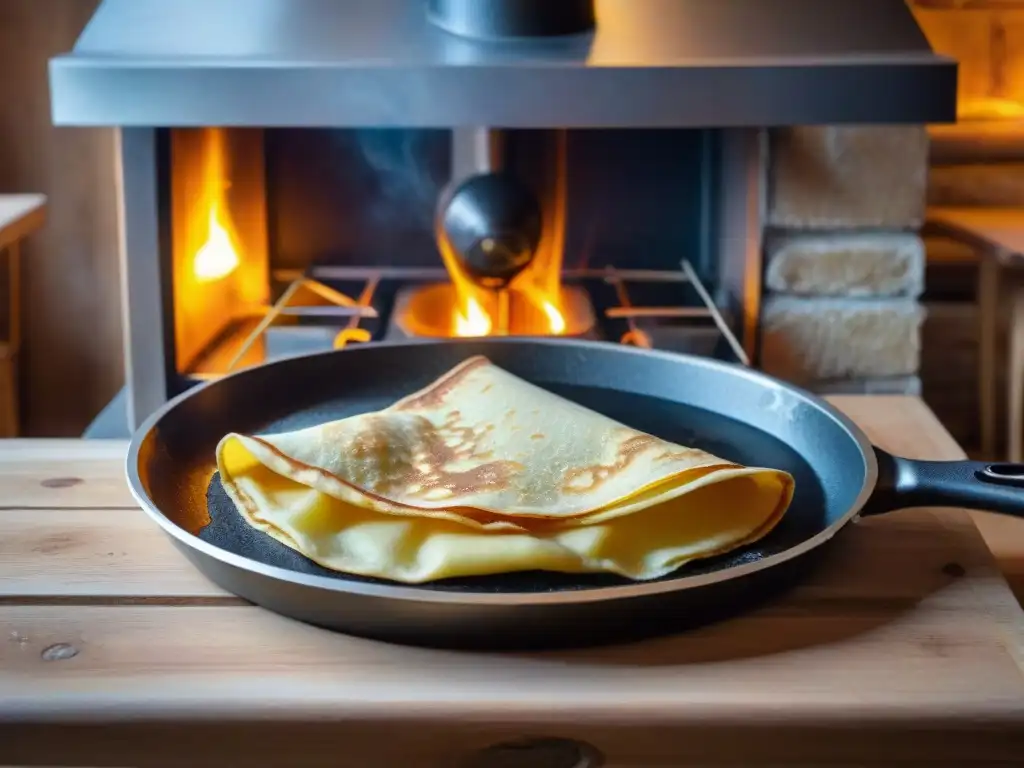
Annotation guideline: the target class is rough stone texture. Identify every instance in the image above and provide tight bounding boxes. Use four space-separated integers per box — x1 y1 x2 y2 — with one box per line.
760 297 925 384
767 126 929 229
928 162 1024 207
809 376 922 397
764 232 925 298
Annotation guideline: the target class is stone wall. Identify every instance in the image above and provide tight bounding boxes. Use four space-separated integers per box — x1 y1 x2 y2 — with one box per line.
759 126 930 395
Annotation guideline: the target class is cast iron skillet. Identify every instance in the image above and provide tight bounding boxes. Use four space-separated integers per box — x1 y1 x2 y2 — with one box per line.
127 338 1024 650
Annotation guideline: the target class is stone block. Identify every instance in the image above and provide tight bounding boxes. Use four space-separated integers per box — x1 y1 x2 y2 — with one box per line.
760 297 925 383
767 126 929 229
764 232 924 298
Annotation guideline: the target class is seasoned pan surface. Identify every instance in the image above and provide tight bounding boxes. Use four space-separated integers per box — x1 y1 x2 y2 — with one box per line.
138 339 867 594
131 339 878 647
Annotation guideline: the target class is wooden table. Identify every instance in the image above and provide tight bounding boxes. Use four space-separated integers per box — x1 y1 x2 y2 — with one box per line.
925 206 1024 461
2 396 1024 767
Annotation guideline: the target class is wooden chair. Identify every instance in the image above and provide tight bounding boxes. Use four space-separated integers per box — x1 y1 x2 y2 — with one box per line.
926 206 1024 460
0 195 46 437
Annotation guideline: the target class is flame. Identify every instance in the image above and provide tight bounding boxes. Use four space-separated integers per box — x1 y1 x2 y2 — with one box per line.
436 230 498 337
540 298 566 334
436 214 567 337
431 132 572 337
454 295 493 337
516 282 567 336
191 128 241 283
193 201 241 281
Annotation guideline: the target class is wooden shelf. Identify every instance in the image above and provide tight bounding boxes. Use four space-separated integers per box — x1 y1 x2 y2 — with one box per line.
0 194 45 252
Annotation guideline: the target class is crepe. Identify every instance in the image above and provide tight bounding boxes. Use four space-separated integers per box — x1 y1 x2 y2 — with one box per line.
216 356 794 583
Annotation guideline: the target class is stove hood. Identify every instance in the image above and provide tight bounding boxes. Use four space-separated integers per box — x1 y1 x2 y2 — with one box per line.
49 0 956 128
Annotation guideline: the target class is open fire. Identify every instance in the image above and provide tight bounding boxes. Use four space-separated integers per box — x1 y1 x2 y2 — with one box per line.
191 128 241 284
396 129 590 339
167 127 738 389
435 217 568 337
404 237 587 339
181 126 589 349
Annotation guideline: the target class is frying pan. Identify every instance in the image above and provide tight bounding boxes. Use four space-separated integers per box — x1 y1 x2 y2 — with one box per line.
128 338 1024 650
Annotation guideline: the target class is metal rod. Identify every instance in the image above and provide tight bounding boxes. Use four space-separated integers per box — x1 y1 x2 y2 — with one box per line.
225 278 304 372
495 289 510 335
278 306 378 319
451 127 506 180
681 258 749 366
333 275 380 350
280 266 696 284
594 269 691 283
283 266 447 282
605 307 711 320
302 278 359 307
607 271 651 349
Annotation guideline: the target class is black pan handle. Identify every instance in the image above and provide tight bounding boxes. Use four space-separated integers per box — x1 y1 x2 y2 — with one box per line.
863 448 1024 518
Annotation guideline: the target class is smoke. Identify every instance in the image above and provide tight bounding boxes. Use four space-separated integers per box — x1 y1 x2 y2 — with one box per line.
350 129 446 229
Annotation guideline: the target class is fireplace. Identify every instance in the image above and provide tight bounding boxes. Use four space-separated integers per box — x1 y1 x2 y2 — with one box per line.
48 0 956 437
133 125 752 390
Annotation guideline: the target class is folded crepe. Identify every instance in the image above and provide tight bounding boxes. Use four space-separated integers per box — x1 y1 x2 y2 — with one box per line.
216 356 794 583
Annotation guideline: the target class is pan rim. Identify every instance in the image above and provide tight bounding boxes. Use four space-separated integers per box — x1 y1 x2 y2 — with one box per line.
126 337 878 606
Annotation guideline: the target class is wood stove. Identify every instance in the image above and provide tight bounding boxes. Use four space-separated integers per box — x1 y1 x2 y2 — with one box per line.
47 0 956 437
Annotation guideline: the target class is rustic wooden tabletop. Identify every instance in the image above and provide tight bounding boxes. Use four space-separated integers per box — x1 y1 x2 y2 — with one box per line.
2 395 1024 767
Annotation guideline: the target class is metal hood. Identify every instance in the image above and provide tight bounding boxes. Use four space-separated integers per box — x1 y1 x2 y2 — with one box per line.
49 0 956 128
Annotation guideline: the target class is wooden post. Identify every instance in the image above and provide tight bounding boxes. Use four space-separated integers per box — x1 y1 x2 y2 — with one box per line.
0 241 21 436
0 194 47 437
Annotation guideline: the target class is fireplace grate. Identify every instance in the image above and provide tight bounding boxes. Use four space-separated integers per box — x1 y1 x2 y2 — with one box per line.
191 260 748 380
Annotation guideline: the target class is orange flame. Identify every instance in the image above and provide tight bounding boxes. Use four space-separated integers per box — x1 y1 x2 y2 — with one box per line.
454 295 493 337
192 128 241 283
540 297 567 334
436 132 570 337
193 200 240 281
436 233 499 337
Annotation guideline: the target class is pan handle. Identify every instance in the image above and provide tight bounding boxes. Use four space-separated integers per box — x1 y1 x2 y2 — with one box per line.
863 449 1024 518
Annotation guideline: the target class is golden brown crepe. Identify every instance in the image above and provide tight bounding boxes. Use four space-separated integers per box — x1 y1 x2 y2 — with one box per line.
216 356 794 583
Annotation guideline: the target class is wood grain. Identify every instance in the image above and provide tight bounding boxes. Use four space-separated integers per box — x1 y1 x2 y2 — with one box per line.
0 507 234 601
0 0 123 437
0 439 135 508
2 396 1024 766
911 2 1024 111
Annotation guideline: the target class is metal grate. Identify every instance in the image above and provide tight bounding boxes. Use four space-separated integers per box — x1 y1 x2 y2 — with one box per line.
223 260 748 373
